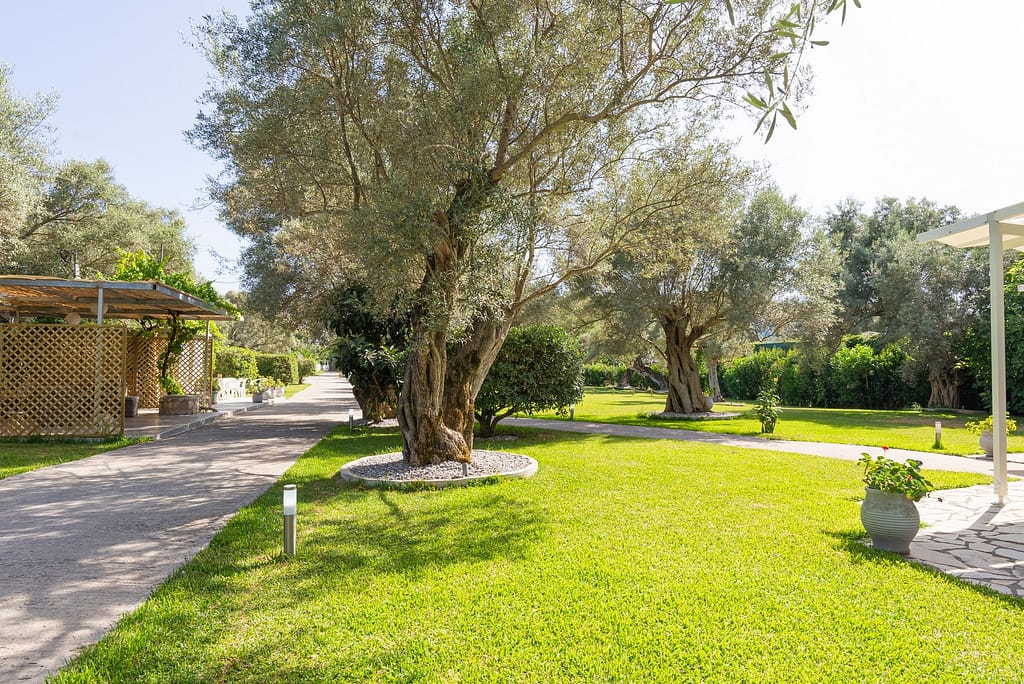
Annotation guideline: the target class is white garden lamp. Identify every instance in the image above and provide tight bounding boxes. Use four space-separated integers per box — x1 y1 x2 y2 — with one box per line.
918 200 1024 504
282 484 297 556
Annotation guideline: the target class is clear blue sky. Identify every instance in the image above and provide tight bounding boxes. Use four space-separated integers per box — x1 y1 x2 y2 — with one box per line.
2 1 1022 291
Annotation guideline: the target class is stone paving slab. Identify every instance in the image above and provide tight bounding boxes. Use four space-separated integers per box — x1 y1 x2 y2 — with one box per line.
0 374 355 683
909 482 1024 597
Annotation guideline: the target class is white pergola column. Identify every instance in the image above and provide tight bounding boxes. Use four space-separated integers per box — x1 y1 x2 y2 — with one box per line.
989 218 1008 505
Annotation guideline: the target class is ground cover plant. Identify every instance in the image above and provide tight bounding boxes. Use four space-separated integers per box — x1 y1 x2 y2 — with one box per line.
0 437 140 480
52 426 1019 683
533 388 1024 456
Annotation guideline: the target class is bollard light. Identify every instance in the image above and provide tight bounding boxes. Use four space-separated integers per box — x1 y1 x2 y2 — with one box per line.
935 421 942 445
348 408 355 431
283 484 297 557
569 405 575 421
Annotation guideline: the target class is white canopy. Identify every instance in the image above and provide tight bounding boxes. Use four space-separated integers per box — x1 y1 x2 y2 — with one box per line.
918 200 1024 505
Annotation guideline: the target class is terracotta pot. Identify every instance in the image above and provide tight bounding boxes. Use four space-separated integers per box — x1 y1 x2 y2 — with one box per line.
860 487 920 554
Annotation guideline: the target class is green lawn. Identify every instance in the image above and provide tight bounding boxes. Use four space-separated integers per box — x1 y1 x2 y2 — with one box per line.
532 388 1021 456
284 382 312 399
0 437 140 480
52 426 1020 683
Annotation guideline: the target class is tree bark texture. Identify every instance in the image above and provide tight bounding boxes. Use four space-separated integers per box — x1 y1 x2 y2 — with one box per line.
927 371 959 409
443 317 512 448
398 325 471 465
707 358 724 402
662 313 712 414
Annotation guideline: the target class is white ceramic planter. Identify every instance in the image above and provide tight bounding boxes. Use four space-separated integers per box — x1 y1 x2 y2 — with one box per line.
861 487 920 554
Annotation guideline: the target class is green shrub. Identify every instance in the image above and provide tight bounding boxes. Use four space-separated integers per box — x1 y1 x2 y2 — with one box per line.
720 349 787 400
476 325 585 436
583 362 627 387
297 358 318 382
256 353 299 385
215 345 258 380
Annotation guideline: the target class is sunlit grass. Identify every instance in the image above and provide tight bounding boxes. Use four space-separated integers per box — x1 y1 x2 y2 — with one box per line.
531 387 1020 456
0 437 143 480
52 426 1018 683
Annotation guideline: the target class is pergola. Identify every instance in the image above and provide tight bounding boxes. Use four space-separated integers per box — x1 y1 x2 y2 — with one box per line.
917 200 1024 505
0 277 234 438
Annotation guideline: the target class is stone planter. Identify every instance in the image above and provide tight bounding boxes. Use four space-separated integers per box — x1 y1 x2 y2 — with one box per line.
860 487 920 554
211 390 219 405
159 394 200 416
980 429 993 457
253 391 263 403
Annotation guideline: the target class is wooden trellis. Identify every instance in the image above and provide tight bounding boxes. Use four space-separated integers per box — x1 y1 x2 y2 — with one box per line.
0 324 126 438
126 334 214 408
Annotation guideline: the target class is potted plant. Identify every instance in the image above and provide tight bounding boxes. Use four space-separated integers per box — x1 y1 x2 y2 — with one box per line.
252 378 271 403
858 449 933 554
965 414 1017 457
211 378 220 405
159 376 199 415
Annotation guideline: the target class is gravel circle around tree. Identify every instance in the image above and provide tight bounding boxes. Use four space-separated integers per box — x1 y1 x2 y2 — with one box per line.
337 450 538 489
650 411 741 421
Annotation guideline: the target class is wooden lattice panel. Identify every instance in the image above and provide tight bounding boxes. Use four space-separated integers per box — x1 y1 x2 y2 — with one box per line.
127 335 162 408
0 324 126 437
125 334 212 407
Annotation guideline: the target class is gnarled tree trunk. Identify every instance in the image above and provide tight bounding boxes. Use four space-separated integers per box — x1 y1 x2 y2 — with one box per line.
662 312 712 414
927 370 959 409
398 324 470 465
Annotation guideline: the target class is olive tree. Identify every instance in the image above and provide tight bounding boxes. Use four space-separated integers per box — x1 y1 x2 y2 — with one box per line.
192 0 843 463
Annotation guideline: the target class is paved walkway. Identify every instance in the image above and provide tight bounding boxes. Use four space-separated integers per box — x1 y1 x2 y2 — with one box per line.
0 374 355 683
510 417 1024 597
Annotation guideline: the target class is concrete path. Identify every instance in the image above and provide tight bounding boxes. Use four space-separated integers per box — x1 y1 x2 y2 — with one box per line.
0 374 354 683
507 417 1024 477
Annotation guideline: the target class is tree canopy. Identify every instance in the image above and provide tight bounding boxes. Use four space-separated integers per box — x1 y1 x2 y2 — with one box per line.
192 0 840 464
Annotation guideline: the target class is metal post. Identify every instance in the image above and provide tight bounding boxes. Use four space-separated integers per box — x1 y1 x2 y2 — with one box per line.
989 218 1008 505
283 484 297 557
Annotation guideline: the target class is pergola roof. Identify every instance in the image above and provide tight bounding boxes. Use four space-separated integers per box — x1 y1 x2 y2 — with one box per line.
0 276 234 321
917 199 1024 250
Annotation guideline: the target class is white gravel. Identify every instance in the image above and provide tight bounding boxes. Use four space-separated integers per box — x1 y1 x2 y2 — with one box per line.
339 450 535 483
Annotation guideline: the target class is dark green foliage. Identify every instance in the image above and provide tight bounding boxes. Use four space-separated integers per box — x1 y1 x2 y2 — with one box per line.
720 349 787 400
754 387 781 434
215 346 259 380
323 285 411 422
583 363 628 387
721 339 928 410
297 358 318 382
256 353 299 385
962 258 1024 414
475 325 585 437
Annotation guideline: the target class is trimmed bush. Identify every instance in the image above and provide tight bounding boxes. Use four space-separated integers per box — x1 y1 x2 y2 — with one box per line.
256 353 299 385
720 349 787 400
297 358 318 382
476 325 585 436
583 363 627 387
215 345 258 380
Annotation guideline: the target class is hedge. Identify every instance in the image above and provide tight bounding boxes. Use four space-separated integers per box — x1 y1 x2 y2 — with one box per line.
256 353 300 385
215 346 258 380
